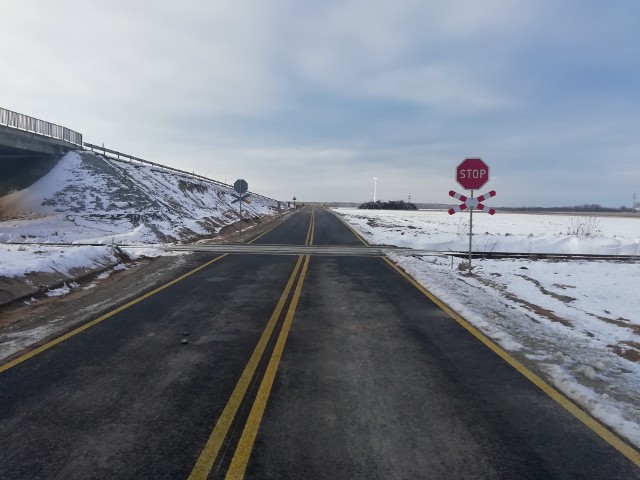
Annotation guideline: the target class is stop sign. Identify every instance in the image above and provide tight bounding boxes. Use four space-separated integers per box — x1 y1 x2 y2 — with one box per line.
456 158 489 190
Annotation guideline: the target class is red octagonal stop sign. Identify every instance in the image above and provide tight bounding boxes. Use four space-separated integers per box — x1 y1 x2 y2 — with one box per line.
457 158 489 190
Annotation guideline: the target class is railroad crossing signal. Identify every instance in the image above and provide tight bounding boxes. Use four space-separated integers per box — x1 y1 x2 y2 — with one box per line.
232 178 250 203
448 190 496 215
231 193 250 204
448 158 496 274
232 179 251 232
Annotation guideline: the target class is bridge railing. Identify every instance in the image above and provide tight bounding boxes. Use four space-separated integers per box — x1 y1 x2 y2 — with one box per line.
0 107 83 147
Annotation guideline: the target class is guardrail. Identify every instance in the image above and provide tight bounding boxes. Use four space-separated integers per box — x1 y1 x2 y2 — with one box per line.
83 142 277 203
83 142 232 188
0 107 83 147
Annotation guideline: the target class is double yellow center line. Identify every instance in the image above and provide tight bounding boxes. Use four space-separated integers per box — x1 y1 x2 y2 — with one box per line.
189 209 315 479
304 209 315 246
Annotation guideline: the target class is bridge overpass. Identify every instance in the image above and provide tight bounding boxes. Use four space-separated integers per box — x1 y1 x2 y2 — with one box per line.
0 108 83 195
0 107 82 155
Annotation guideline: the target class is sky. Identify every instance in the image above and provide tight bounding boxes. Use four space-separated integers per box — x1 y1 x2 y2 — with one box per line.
1 0 639 207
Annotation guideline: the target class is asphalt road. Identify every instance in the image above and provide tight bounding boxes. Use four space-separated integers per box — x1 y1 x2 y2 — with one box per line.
0 206 638 479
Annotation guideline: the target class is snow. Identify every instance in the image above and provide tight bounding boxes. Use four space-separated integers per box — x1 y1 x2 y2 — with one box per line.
0 150 285 281
337 208 640 255
0 244 118 277
336 208 640 449
0 150 282 245
45 282 79 297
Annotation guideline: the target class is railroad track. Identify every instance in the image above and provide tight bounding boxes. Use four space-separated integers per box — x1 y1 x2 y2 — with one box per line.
445 251 639 261
2 242 636 261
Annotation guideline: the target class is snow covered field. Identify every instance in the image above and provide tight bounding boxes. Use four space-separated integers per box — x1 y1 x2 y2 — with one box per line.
338 208 640 255
336 208 640 449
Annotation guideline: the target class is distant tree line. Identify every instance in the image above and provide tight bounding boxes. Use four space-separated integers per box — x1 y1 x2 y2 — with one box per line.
359 200 418 210
500 204 635 213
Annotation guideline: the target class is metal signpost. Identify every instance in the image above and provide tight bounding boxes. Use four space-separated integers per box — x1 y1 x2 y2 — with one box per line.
448 158 496 273
232 179 251 232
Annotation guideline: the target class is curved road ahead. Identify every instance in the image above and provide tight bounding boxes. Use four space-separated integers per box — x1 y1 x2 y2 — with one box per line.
1 207 639 479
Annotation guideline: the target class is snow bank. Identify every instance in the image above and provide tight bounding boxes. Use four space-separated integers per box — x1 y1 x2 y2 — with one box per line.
336 208 640 255
0 244 118 278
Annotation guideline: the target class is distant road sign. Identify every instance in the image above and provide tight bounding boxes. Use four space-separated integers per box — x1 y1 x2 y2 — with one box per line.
457 158 489 190
234 179 248 194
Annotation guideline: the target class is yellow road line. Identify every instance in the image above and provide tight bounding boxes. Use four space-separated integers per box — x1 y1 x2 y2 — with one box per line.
382 257 640 468
0 254 229 374
225 255 311 479
305 210 315 246
190 209 314 477
188 255 305 480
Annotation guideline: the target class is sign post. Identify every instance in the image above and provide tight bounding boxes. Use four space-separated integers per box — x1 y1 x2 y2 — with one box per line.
448 158 495 273
232 179 251 232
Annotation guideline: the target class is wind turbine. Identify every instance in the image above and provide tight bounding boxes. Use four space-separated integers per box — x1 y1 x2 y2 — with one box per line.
373 177 378 202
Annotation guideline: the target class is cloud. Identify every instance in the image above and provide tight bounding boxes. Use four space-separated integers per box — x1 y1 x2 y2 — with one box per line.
1 1 285 119
361 65 514 114
1 1 639 207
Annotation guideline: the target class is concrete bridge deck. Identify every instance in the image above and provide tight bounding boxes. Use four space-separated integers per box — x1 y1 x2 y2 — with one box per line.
0 108 83 195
